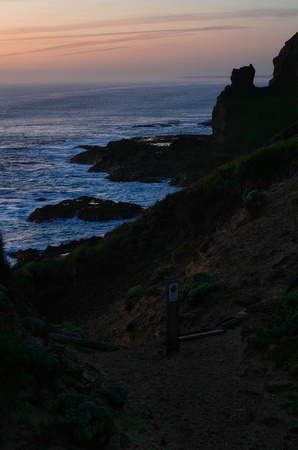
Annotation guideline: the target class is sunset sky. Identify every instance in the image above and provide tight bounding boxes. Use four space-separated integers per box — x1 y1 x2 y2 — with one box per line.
0 0 297 83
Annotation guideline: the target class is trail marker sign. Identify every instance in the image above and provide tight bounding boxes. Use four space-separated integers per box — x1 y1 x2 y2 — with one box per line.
166 281 180 354
168 281 179 302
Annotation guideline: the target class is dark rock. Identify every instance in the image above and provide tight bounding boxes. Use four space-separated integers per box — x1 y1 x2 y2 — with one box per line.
199 119 212 126
106 166 163 183
9 236 103 267
70 146 107 165
266 120 298 145
70 134 215 186
212 33 298 155
269 32 298 91
107 166 164 183
27 196 143 223
133 124 155 128
77 199 143 222
9 248 42 266
200 237 213 254
244 190 268 219
230 64 255 88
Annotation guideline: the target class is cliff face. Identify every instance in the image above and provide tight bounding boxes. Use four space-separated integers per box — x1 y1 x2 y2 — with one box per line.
269 32 298 91
212 33 298 156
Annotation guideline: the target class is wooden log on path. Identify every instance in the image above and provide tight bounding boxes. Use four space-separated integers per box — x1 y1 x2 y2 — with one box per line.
179 329 225 342
49 333 127 351
215 314 248 329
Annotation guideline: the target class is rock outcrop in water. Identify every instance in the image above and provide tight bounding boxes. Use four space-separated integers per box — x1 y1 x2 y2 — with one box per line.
212 32 298 155
70 135 215 186
27 196 143 223
9 236 103 268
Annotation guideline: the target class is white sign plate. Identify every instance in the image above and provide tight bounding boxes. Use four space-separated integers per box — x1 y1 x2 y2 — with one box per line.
168 281 179 302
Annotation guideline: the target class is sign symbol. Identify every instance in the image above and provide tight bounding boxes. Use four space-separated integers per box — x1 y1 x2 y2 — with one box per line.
170 285 177 294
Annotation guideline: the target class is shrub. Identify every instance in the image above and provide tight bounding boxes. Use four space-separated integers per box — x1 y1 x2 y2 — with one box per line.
0 333 32 402
23 316 49 337
125 285 143 311
99 384 128 406
50 393 117 444
247 293 298 372
22 261 44 281
0 332 58 405
188 282 214 300
185 273 216 304
281 394 298 415
51 321 88 339
244 189 268 218
155 267 171 280
25 340 59 380
202 137 298 192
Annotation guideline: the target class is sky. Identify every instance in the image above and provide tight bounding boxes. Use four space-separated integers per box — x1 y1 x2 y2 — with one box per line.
0 0 297 83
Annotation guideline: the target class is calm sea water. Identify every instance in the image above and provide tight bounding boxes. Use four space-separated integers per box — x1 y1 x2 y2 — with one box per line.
0 78 269 259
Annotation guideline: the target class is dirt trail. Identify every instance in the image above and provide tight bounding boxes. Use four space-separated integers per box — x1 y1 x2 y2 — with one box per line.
96 328 298 450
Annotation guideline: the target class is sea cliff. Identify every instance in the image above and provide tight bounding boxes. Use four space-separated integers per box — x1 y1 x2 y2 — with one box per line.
1 33 298 449
212 32 298 155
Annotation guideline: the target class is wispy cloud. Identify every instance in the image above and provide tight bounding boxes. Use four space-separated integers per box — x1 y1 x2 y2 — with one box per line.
1 25 248 42
1 7 295 60
0 25 248 58
61 46 129 57
1 8 297 37
127 8 298 25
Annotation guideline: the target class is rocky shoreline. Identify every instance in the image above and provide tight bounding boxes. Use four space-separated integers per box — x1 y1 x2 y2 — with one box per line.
70 134 218 186
9 235 103 268
69 34 298 186
27 196 143 223
10 33 298 271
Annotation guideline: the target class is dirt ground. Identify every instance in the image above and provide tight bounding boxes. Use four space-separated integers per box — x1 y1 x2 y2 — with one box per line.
92 327 297 450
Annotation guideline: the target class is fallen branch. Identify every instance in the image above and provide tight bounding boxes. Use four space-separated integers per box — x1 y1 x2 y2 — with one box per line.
179 329 225 342
49 333 127 351
215 314 248 329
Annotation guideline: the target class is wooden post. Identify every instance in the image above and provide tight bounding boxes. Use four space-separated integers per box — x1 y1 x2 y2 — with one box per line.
166 281 180 354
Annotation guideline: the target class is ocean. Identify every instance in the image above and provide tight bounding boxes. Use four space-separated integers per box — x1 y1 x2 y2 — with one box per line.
0 78 268 261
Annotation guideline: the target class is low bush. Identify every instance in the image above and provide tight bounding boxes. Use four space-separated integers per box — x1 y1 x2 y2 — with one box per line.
23 316 49 337
247 292 298 375
51 321 88 339
125 285 143 311
202 137 298 192
188 282 214 300
49 393 117 445
281 394 298 416
185 273 216 304
0 332 59 406
244 189 268 218
99 384 128 406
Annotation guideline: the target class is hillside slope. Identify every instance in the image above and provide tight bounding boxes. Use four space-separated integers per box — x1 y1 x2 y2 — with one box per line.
2 135 298 449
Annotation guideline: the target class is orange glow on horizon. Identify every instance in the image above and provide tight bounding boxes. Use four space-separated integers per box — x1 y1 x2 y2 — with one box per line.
0 3 297 83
